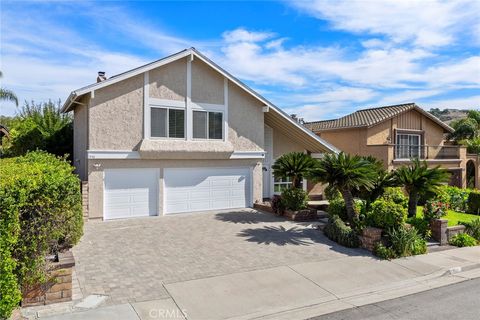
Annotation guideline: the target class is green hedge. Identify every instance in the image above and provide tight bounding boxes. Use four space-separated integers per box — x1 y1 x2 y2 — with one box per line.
0 151 83 318
281 188 308 211
443 186 471 212
467 191 480 215
324 215 360 248
366 198 406 230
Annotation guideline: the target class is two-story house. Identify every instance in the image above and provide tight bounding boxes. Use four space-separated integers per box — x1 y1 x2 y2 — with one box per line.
62 48 338 220
304 104 468 188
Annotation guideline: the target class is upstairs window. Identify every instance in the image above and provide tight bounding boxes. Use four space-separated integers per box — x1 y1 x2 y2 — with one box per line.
193 110 223 140
151 107 185 138
396 133 421 159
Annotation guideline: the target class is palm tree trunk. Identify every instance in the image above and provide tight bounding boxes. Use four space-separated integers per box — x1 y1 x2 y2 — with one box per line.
340 188 357 225
291 176 298 189
408 191 418 218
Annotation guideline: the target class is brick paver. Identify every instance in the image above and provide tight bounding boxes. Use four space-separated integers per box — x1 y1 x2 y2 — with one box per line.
73 209 363 305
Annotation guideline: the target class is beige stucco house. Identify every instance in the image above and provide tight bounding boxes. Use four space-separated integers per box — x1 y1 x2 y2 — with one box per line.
305 104 468 188
62 48 337 220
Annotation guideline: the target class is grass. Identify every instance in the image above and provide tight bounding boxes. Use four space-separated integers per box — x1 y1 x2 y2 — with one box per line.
415 206 480 226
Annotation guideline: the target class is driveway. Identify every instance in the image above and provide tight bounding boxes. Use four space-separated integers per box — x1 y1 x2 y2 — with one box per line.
73 209 362 305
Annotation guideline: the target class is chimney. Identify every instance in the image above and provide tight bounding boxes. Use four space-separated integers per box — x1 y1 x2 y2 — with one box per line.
97 71 106 83
290 114 298 122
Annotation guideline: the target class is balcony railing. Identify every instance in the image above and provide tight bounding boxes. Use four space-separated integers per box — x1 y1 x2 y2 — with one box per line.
394 144 461 160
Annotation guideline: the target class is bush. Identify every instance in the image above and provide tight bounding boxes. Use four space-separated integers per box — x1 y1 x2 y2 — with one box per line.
366 198 406 230
281 188 308 211
423 200 448 222
443 186 471 212
324 215 360 248
324 184 341 200
271 195 284 215
467 191 480 215
328 197 348 221
461 218 480 241
0 151 83 317
406 217 431 238
389 226 427 257
382 187 408 208
373 243 397 260
449 233 478 247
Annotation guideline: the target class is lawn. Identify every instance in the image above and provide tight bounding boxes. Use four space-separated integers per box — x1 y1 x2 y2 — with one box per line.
415 206 480 226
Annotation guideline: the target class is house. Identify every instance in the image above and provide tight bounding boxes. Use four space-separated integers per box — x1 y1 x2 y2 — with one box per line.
62 48 338 220
304 103 468 188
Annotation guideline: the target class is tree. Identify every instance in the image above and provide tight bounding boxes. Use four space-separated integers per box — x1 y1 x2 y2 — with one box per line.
4 100 73 159
310 152 377 225
0 71 18 106
393 159 450 218
449 117 478 140
272 152 316 189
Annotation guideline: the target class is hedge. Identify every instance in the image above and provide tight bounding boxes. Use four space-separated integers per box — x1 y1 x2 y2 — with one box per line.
324 215 360 248
467 191 480 215
0 151 83 318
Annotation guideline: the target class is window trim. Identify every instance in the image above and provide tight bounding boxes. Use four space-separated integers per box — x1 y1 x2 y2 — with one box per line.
395 132 422 159
150 105 186 140
192 110 224 141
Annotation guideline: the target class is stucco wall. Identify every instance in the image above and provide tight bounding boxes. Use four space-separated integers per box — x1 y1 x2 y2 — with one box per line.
272 127 305 159
367 120 391 145
228 82 264 151
191 59 224 104
149 58 186 101
88 159 262 219
73 95 89 181
89 74 144 150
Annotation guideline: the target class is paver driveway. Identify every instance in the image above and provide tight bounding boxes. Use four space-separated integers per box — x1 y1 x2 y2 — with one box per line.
73 209 365 305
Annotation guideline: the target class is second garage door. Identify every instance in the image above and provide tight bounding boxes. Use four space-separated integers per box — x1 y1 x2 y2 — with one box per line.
164 167 251 214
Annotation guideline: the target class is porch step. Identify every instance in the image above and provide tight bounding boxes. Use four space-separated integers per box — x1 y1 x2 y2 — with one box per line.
317 210 329 219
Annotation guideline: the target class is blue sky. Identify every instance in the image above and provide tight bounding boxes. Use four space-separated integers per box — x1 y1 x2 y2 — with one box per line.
1 0 479 120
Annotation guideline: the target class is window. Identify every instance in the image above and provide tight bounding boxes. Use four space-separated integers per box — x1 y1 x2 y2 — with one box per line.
396 133 421 159
151 107 185 138
273 177 303 194
193 110 223 140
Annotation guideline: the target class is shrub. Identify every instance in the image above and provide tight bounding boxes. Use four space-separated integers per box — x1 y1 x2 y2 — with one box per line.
328 197 348 221
467 191 480 215
460 218 480 241
324 215 360 248
366 198 406 230
0 151 83 317
382 187 408 208
281 188 308 211
324 184 341 200
443 186 471 212
423 200 448 222
406 217 431 239
373 243 397 260
389 226 427 257
270 195 284 215
449 233 478 247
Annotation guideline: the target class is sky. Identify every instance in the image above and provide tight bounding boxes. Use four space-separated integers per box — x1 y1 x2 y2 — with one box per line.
1 0 479 121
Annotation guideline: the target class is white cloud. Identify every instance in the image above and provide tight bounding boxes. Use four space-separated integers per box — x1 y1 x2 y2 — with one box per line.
420 95 480 109
290 0 480 47
222 28 275 43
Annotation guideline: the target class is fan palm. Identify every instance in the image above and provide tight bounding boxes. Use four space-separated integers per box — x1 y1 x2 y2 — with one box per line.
272 152 316 189
310 152 377 225
393 158 450 218
0 71 18 106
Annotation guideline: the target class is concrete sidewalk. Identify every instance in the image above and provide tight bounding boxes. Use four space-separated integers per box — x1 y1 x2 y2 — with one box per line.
23 246 480 320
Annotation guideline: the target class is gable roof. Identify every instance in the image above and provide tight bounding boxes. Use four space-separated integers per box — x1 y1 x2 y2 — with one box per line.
62 47 339 153
304 103 454 133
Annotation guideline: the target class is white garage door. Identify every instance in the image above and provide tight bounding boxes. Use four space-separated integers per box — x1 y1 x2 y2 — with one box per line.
164 167 251 214
104 168 159 220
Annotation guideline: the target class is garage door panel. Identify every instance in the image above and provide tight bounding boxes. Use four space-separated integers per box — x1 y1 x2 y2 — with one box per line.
164 167 251 214
104 169 158 220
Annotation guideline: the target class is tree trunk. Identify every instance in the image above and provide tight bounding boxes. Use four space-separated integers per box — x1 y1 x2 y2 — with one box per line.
340 188 357 225
291 176 298 189
408 191 418 218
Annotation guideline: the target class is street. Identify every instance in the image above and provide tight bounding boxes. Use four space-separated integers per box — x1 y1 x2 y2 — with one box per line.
312 278 480 320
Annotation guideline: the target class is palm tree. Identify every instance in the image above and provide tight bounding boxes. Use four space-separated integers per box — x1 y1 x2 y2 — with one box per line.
272 152 316 189
393 158 450 218
310 152 377 225
0 71 18 106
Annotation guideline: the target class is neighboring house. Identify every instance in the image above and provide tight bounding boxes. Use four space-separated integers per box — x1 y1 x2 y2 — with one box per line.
62 48 337 220
305 103 468 188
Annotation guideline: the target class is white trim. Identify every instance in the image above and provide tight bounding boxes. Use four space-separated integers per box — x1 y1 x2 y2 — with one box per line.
224 78 229 143
311 153 324 159
230 151 265 159
149 98 186 109
262 106 269 113
144 72 150 139
191 102 225 112
88 150 140 159
186 57 193 140
91 90 95 99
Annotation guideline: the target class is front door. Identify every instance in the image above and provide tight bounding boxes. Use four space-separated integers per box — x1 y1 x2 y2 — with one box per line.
263 125 273 199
